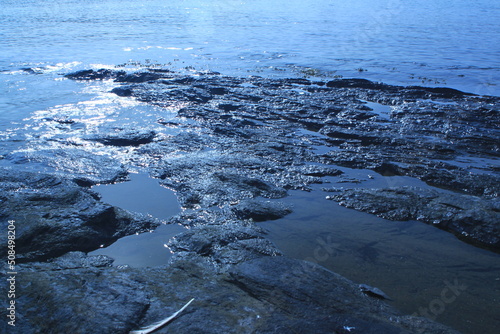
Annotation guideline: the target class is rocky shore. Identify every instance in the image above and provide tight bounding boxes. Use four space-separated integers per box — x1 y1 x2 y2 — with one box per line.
1 68 498 333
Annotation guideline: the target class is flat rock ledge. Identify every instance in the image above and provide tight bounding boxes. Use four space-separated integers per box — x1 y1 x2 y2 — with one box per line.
0 168 158 262
2 252 459 334
2 68 498 333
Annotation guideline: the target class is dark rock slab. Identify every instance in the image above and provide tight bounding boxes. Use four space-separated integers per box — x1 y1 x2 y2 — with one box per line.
0 168 158 262
2 253 460 334
229 256 460 334
114 71 168 83
87 129 156 146
10 259 150 334
231 199 292 222
64 69 126 80
326 78 393 90
111 83 213 105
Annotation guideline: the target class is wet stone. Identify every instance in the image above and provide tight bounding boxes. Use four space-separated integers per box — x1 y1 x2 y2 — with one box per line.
64 68 126 81
230 199 292 222
5 68 497 333
5 148 127 185
0 168 158 262
87 129 156 147
7 253 460 334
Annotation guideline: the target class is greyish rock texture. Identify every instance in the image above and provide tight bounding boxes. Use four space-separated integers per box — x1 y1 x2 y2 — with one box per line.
1 68 498 333
7 253 460 334
0 168 158 262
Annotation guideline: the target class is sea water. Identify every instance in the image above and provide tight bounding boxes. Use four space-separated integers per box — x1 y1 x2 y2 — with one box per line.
1 0 499 128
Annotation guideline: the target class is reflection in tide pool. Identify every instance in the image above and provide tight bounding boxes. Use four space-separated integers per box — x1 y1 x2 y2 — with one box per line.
259 184 500 334
90 173 185 267
363 101 392 120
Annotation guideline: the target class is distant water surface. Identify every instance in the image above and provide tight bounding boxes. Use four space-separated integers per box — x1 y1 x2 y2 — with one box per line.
1 0 499 92
1 0 499 130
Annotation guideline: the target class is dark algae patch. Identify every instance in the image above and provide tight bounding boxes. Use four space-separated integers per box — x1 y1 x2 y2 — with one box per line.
1 68 498 333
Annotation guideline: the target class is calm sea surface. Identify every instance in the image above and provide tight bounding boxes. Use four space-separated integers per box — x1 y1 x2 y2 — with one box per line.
1 0 499 128
1 1 499 333
1 0 500 105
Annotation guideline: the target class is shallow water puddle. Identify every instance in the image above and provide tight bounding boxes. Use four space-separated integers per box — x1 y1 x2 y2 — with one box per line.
90 224 185 267
90 173 184 267
363 100 392 120
435 155 500 175
296 128 341 155
259 184 500 334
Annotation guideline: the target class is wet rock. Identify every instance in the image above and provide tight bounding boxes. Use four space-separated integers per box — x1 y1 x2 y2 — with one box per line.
298 165 343 177
29 251 115 270
64 68 126 80
10 260 150 334
325 78 474 99
214 172 287 198
231 199 292 222
208 86 229 95
114 71 167 83
87 129 156 146
218 103 242 111
3 253 460 334
5 148 127 185
328 186 500 251
0 168 158 262
110 86 133 97
404 86 474 99
2 69 485 333
156 151 289 208
229 256 460 334
326 78 393 90
97 70 498 246
359 283 393 300
20 67 44 74
11 69 495 333
111 83 213 105
168 223 282 267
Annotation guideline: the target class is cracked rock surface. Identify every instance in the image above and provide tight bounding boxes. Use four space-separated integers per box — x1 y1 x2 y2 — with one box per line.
2 68 498 333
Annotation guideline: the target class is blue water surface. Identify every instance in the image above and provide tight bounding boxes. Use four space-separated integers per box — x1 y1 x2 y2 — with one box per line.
1 0 499 130
1 0 499 92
